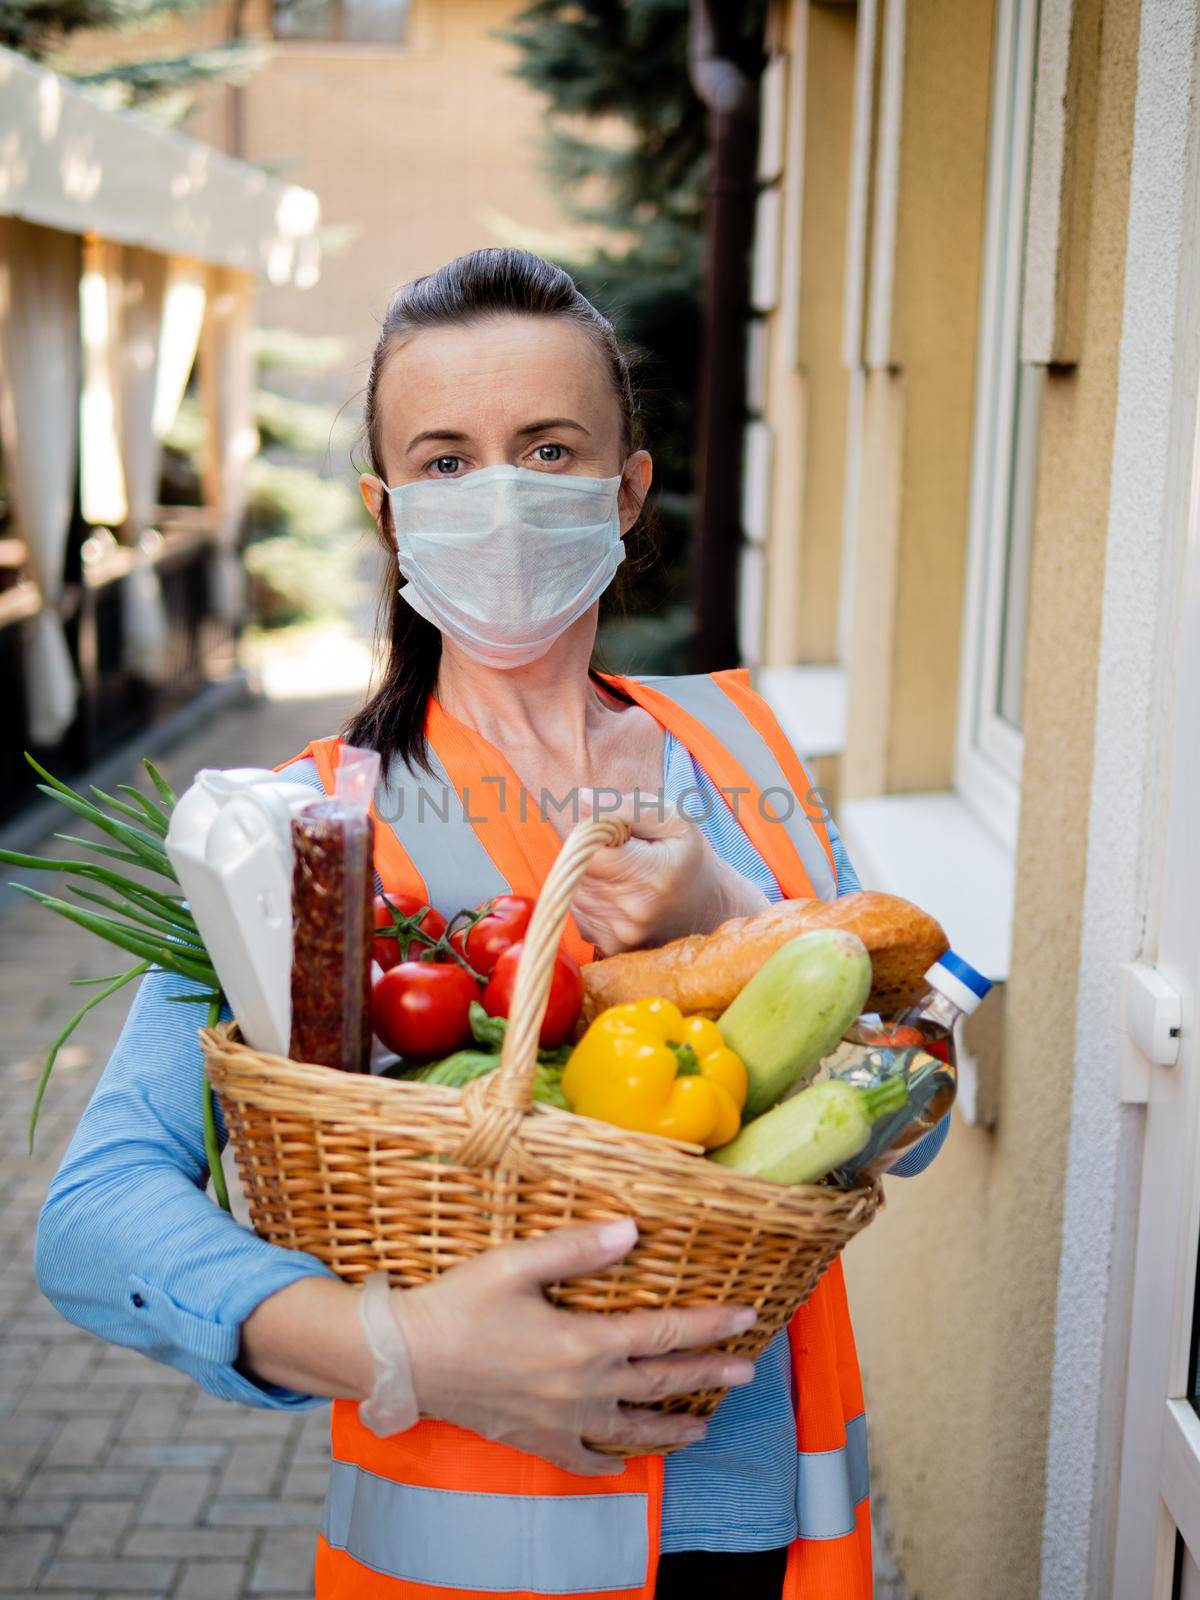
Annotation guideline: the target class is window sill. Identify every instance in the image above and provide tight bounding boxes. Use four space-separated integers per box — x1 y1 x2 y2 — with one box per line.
835 790 1014 984
754 664 847 761
268 40 413 58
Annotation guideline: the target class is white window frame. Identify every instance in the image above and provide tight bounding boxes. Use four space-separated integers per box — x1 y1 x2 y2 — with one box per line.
955 0 1042 853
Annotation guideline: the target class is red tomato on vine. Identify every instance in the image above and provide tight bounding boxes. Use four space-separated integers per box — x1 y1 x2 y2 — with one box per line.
372 893 447 972
449 895 535 977
372 960 478 1061
481 941 583 1050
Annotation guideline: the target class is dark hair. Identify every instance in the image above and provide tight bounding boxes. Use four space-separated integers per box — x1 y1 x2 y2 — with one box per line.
343 248 643 776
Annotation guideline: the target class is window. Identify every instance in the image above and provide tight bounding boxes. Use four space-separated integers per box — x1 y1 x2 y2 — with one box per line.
272 0 410 46
956 0 1041 851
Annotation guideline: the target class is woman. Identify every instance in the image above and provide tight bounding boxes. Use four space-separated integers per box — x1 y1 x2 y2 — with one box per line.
37 249 944 1600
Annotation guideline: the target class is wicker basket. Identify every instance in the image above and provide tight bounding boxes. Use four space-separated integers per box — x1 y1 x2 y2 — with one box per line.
202 816 883 1450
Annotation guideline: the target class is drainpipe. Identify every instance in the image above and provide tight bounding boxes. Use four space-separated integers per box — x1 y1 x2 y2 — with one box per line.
687 0 761 671
227 0 248 158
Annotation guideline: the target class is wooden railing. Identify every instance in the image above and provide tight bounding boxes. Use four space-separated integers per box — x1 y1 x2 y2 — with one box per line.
0 516 235 824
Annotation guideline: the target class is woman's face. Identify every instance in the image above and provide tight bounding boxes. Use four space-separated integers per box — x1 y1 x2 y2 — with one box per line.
360 314 652 534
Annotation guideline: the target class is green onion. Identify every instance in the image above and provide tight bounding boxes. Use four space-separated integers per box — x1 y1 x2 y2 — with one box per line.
3 755 230 1211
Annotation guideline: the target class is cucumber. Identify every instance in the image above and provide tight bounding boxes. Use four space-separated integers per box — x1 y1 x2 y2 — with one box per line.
718 930 872 1119
710 1075 908 1185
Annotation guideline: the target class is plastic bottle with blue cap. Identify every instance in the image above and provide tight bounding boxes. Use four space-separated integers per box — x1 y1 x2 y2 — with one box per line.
892 949 992 1064
825 951 991 1182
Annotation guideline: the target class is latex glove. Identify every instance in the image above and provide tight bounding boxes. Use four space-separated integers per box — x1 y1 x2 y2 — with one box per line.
389 1217 757 1475
570 790 769 956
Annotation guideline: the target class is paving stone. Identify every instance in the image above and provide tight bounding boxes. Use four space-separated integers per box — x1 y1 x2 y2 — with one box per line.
29 1469 147 1501
218 1439 287 1498
118 1392 189 1444
91 1359 184 1391
206 1496 324 1529
109 1442 228 1471
43 1412 117 1468
16 1385 134 1415
181 1414 297 1443
0 1495 74 1528
35 1339 101 1387
280 1464 328 1500
2 1412 57 1445
137 1468 214 1527
0 1527 53 1588
248 1529 318 1594
59 1498 136 1559
38 1557 179 1592
0 1339 43 1369
123 1526 255 1559
177 1559 252 1598
0 1438 47 1493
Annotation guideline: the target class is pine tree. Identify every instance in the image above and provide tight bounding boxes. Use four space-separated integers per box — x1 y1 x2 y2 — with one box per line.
503 0 765 670
1 0 258 120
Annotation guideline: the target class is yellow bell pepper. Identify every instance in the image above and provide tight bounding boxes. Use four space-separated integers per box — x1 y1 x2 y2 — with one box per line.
562 997 748 1150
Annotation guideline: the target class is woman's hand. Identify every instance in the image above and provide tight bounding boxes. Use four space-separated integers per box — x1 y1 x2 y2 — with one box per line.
393 1218 757 1474
570 791 769 955
240 1220 757 1476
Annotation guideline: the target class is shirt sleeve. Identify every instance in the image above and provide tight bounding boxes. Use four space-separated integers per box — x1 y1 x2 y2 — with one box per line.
824 815 861 897
886 1112 951 1176
34 968 336 1409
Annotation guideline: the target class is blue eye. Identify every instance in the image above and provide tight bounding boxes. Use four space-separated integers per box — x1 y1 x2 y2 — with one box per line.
535 444 563 463
433 456 461 475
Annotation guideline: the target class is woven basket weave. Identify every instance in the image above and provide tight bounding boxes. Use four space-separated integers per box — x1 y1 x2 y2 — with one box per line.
202 816 883 1450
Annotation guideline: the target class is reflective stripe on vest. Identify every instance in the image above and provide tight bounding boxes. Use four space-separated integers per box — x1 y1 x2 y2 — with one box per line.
322 1462 650 1594
318 1417 871 1594
373 743 510 919
631 675 838 901
796 1411 869 1540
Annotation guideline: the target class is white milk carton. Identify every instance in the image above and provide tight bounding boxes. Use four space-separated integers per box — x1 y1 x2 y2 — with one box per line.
165 768 317 1055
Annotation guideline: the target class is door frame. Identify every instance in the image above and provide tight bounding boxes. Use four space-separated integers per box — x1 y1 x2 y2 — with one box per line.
1110 6 1200 1587
1111 359 1200 1599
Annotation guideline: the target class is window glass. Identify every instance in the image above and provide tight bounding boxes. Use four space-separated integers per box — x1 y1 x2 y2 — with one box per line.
274 0 410 44
955 0 1041 843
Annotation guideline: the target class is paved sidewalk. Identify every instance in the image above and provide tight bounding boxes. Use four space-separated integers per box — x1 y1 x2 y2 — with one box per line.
0 688 359 1600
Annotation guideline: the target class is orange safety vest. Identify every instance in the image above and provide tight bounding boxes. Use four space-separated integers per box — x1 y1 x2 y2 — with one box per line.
283 671 872 1600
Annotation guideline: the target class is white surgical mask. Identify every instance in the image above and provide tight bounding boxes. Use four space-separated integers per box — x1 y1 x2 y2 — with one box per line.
385 463 626 668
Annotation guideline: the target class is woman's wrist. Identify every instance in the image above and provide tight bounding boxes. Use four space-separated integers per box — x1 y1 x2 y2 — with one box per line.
357 1274 420 1435
240 1276 375 1401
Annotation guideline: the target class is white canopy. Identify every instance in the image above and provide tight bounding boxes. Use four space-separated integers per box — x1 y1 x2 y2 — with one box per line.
0 47 320 287
0 48 321 746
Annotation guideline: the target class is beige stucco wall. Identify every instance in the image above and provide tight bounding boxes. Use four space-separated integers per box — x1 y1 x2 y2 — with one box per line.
842 3 1140 1597
241 0 579 397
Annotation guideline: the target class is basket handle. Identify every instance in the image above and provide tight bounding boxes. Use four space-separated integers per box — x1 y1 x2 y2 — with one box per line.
452 814 630 1168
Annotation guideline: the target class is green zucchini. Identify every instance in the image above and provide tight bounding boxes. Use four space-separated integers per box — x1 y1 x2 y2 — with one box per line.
709 1075 908 1185
718 930 872 1119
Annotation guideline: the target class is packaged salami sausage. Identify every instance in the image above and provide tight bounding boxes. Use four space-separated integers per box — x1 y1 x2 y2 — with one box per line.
289 745 380 1073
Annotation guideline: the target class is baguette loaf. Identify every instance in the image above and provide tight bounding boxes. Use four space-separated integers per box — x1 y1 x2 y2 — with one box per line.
581 891 948 1023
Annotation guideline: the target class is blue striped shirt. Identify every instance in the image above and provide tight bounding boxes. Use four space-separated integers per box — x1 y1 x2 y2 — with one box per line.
35 732 945 1554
